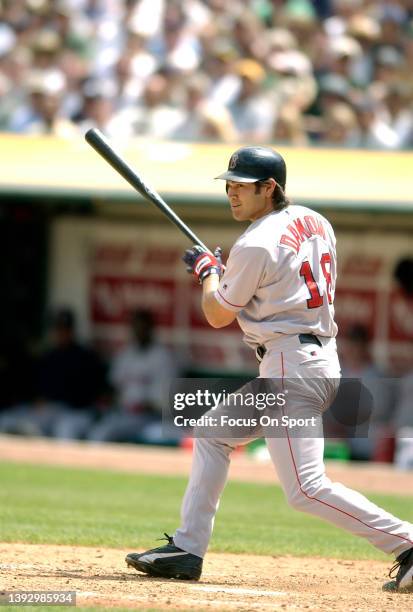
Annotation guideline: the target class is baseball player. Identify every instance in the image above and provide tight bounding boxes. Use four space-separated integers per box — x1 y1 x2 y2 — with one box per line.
126 146 413 591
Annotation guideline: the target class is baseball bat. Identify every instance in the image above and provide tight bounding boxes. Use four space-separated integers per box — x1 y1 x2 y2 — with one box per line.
84 128 210 253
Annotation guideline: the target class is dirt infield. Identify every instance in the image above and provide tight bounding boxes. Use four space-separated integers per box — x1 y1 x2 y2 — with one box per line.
0 543 408 611
1 436 413 610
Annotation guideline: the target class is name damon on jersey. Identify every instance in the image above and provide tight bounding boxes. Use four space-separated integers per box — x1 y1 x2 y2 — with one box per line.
280 215 327 254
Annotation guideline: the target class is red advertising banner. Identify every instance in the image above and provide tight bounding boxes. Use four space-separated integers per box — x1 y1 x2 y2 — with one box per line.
89 242 242 371
88 237 412 373
90 276 177 327
388 290 413 342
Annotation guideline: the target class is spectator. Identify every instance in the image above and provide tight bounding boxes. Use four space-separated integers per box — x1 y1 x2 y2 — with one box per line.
111 22 159 108
8 68 78 137
353 96 400 149
0 28 28 130
336 324 393 461
170 74 236 142
124 0 164 41
371 45 405 96
169 72 210 140
378 83 413 149
0 307 106 439
278 0 319 59
49 1 92 61
392 257 413 470
231 12 264 59
196 102 237 142
320 102 359 147
152 2 201 74
272 103 309 146
228 58 275 143
402 34 413 89
317 73 353 113
117 71 186 139
327 35 362 84
89 308 176 444
28 29 62 71
266 48 317 113
203 39 240 108
74 78 120 139
265 27 298 56
0 0 411 149
339 324 384 382
347 14 381 88
374 3 407 54
323 0 363 39
307 73 353 141
393 373 413 469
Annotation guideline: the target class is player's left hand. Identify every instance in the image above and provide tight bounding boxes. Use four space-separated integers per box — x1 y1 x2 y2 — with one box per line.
183 245 224 284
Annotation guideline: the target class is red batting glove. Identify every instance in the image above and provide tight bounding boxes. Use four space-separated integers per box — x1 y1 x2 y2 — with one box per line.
183 245 223 284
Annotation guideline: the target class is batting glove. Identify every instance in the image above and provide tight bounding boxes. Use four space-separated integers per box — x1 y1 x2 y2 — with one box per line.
183 245 224 284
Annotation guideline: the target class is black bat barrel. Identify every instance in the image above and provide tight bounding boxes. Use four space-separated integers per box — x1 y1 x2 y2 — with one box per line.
85 128 210 252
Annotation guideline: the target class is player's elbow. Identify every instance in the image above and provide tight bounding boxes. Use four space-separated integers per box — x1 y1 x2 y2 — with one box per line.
202 302 236 328
202 293 236 328
205 314 230 329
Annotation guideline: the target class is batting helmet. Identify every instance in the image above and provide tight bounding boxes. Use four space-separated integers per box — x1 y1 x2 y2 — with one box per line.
215 146 286 189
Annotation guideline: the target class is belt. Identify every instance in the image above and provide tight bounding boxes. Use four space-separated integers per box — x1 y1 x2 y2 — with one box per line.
256 333 322 362
298 333 322 347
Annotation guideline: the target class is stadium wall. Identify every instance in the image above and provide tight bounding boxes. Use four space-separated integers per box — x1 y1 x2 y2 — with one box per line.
1 135 412 373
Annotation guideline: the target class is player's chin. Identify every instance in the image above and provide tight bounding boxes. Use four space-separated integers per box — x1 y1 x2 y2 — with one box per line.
230 207 245 221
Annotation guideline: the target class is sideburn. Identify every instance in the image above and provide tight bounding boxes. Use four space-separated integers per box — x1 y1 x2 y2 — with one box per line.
254 181 289 210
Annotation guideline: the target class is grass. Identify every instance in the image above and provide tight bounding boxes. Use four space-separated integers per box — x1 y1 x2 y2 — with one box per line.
1 461 412 560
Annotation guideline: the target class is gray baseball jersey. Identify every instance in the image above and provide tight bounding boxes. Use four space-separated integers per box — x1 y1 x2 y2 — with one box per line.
172 205 413 571
214 205 338 349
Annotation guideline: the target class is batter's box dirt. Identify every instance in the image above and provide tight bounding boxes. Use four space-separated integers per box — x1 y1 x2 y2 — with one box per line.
0 543 411 611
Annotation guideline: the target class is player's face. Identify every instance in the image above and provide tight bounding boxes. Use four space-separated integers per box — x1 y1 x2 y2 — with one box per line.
226 181 275 222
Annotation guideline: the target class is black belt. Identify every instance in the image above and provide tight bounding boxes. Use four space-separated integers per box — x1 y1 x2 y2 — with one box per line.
298 333 322 347
256 334 322 361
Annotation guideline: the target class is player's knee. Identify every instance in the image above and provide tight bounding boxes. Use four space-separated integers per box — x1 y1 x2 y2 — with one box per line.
286 478 324 511
286 488 309 511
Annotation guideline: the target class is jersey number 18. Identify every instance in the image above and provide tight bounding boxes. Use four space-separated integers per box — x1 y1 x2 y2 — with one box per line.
299 253 332 309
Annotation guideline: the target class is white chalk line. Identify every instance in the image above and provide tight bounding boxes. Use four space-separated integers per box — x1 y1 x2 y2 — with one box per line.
77 588 287 609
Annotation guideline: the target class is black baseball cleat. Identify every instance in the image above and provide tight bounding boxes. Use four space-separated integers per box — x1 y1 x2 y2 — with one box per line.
125 533 203 580
383 548 413 592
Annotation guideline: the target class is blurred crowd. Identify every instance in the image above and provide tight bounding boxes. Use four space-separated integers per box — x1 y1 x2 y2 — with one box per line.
1 294 413 469
0 307 180 446
0 0 412 148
